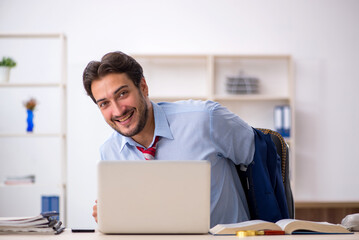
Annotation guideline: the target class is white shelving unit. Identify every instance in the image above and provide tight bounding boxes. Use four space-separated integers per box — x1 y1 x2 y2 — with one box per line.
134 54 296 190
0 33 67 222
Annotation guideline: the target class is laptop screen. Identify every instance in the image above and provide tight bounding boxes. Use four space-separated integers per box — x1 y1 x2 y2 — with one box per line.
97 160 211 234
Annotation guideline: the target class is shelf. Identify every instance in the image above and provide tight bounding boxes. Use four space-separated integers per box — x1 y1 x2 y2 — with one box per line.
0 133 65 138
214 94 290 101
0 183 64 188
133 53 295 197
0 33 65 38
151 96 207 102
151 95 291 102
132 54 208 59
0 32 67 223
213 54 291 59
0 83 64 87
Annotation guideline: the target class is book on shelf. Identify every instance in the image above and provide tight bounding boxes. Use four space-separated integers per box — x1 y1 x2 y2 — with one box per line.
274 105 291 138
3 174 35 185
226 73 260 95
0 211 64 235
209 219 352 235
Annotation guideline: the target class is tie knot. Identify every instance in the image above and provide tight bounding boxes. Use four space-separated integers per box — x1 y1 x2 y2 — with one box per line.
136 136 160 160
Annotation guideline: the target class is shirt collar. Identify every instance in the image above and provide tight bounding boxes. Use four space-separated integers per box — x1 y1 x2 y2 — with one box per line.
152 101 174 141
118 101 174 151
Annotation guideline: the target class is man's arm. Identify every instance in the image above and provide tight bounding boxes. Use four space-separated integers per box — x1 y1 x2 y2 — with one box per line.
209 102 255 166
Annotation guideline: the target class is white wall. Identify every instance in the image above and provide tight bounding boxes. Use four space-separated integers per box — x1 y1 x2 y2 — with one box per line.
1 0 358 228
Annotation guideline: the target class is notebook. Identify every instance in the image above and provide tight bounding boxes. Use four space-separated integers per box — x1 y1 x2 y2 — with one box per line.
97 160 211 234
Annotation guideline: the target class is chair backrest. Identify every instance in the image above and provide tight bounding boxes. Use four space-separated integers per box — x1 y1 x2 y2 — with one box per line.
256 128 294 219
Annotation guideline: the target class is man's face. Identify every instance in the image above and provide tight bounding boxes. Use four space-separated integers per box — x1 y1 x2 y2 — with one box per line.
91 73 149 137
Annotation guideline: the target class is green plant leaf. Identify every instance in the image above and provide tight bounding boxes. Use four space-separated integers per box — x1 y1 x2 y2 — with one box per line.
0 57 17 68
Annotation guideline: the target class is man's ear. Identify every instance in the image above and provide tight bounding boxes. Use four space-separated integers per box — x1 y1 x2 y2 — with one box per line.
140 78 149 96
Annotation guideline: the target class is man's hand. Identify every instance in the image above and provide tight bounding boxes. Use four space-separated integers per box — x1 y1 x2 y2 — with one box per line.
92 200 98 223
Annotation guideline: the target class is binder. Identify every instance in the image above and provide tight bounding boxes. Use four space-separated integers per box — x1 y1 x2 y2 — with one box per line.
274 106 283 134
274 105 291 138
41 196 59 220
282 106 291 138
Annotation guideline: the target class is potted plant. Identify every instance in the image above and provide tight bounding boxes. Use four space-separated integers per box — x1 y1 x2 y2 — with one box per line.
0 57 17 83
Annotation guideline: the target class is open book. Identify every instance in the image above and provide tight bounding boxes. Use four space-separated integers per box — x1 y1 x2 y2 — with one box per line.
210 219 352 235
0 212 64 234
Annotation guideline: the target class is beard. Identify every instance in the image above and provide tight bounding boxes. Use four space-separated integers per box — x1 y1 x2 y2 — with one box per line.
110 91 149 137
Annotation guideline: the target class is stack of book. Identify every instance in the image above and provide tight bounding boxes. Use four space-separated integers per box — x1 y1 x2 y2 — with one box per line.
0 211 64 235
226 73 259 94
3 175 35 185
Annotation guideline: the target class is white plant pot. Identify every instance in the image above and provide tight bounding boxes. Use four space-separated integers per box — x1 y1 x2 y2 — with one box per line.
0 66 10 83
0 66 11 83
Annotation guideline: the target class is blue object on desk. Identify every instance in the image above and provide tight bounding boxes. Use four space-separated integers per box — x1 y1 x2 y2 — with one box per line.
41 196 59 220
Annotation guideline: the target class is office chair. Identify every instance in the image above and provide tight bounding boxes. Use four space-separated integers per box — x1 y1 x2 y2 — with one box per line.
256 128 294 219
236 128 294 221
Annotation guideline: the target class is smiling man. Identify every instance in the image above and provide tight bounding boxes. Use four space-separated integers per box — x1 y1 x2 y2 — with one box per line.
83 51 255 228
91 72 153 147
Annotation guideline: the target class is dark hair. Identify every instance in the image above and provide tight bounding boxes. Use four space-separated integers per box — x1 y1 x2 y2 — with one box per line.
82 51 144 103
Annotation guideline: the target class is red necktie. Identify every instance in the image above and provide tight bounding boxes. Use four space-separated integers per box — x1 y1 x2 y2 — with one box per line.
136 136 160 160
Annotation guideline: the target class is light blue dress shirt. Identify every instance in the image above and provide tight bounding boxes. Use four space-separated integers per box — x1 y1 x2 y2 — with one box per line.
100 100 255 227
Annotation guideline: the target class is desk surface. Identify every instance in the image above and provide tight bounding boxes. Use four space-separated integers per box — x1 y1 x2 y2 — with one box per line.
0 230 358 240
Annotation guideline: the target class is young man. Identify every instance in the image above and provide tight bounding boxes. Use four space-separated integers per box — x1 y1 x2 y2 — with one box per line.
83 51 255 228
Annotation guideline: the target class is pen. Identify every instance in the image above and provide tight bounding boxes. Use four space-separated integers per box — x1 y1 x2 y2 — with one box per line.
71 229 95 233
236 230 256 237
256 230 286 235
236 230 286 237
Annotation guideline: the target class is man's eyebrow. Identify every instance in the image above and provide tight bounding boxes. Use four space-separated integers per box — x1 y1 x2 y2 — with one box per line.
95 98 106 104
114 85 129 95
95 85 129 104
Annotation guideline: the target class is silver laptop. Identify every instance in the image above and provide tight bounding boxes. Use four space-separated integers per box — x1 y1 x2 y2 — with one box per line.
97 160 211 234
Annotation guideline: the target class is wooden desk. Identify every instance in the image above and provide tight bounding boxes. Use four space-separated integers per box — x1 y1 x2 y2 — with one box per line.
0 230 358 240
295 202 359 224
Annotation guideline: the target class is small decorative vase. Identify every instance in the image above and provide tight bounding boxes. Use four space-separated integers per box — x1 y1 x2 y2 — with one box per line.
0 66 10 83
26 109 34 132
